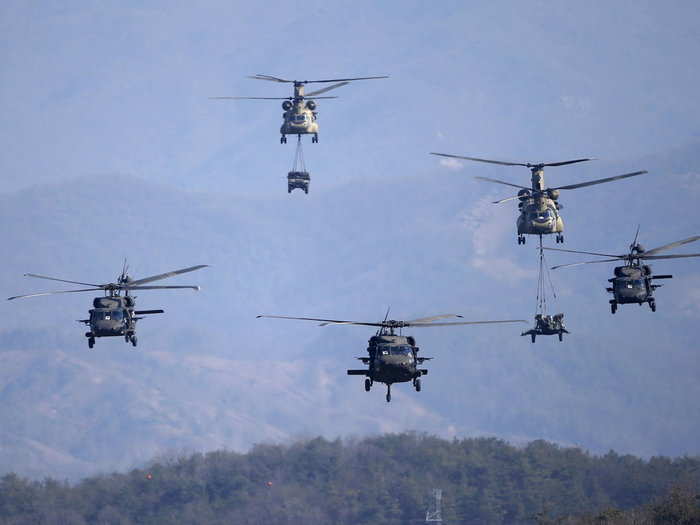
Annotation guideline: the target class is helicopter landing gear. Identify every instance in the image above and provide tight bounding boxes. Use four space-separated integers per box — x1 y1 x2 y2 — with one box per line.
386 384 391 403
558 331 563 342
364 378 371 392
555 233 564 244
518 235 526 245
130 335 137 347
413 378 421 392
531 333 536 343
648 299 656 312
312 133 318 143
88 337 95 349
610 301 617 314
280 135 287 144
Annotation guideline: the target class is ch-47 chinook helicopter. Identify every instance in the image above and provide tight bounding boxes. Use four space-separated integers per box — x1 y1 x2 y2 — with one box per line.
211 74 388 144
429 153 647 245
8 263 208 348
257 313 525 402
546 230 700 313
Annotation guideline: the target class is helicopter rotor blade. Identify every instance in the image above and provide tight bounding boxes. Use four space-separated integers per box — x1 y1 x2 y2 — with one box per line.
8 288 105 300
640 253 700 261
543 247 623 258
305 81 349 96
404 314 463 324
474 176 531 190
126 265 208 286
430 153 530 167
552 170 648 191
541 158 595 167
23 273 102 287
256 315 383 327
124 285 202 291
642 235 700 256
303 76 389 84
248 74 292 83
551 258 622 270
631 225 641 248
210 96 294 100
492 195 522 204
407 319 527 327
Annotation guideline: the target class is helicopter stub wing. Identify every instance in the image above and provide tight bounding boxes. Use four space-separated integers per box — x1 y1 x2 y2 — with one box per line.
134 309 165 315
553 170 648 191
642 235 700 256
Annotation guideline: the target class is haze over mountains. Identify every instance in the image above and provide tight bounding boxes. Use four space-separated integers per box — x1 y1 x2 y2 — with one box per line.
1 142 698 479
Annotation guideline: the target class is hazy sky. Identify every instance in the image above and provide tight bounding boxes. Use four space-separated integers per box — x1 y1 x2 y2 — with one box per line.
1 1 700 478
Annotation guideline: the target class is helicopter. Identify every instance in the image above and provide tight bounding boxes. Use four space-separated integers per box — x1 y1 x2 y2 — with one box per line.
211 74 388 143
257 313 525 402
521 313 569 343
429 153 647 245
8 263 208 348
546 230 700 313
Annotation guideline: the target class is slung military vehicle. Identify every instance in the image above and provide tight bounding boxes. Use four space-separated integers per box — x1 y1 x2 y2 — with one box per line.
546 230 700 313
257 313 525 402
521 313 569 342
430 153 647 245
8 263 208 347
211 74 388 143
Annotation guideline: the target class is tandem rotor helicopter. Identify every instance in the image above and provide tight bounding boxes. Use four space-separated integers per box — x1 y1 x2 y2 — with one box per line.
8 263 208 348
546 229 700 313
430 153 647 245
211 74 388 143
257 312 525 402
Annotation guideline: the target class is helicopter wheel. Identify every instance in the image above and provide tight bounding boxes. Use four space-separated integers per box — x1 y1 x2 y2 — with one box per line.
610 302 617 314
312 134 318 143
414 378 421 392
280 136 287 144
558 332 563 342
386 385 391 403
531 333 536 343
88 337 95 349
131 336 137 347
364 378 371 392
649 300 656 312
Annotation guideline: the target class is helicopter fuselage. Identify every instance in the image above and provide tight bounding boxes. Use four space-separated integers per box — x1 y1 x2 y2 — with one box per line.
281 103 318 136
517 198 564 236
607 263 670 313
347 334 429 388
81 295 163 347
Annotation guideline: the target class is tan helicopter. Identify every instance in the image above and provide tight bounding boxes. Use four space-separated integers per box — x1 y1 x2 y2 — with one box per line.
430 153 647 245
212 74 388 144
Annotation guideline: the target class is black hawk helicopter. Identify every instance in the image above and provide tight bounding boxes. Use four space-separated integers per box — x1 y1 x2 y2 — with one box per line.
546 230 700 313
429 153 647 245
211 74 388 143
257 313 525 402
8 263 208 347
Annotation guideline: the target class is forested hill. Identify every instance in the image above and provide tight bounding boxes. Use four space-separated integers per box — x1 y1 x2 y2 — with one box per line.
1 434 698 524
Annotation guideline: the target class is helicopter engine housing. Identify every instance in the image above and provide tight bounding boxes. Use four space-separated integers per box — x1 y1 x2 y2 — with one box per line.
93 297 122 309
547 189 560 200
517 189 531 201
282 100 293 111
305 100 316 110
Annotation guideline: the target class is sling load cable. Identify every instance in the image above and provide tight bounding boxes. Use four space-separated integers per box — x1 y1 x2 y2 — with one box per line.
292 134 306 173
535 235 559 316
287 135 310 194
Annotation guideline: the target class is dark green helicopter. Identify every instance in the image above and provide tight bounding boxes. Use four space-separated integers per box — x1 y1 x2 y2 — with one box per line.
257 313 525 402
546 230 700 313
8 263 208 347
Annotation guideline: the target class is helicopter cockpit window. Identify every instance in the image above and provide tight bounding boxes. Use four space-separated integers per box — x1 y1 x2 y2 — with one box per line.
293 114 307 123
91 311 104 321
379 345 390 355
391 345 412 355
111 310 123 321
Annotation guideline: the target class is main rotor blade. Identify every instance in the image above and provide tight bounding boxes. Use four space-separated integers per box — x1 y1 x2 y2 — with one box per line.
248 74 292 83
405 314 463 324
492 195 521 204
474 176 530 190
541 158 595 167
543 247 623 258
643 235 700 256
210 96 293 100
632 225 641 248
430 153 529 167
305 81 349 96
256 315 382 327
408 319 527 327
127 265 208 286
551 259 621 270
8 288 104 300
23 273 102 287
304 76 389 83
640 253 700 260
124 285 201 291
553 170 647 191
